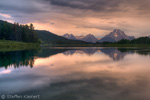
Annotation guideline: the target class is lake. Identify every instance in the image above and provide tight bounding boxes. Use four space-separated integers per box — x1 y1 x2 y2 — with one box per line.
0 47 150 100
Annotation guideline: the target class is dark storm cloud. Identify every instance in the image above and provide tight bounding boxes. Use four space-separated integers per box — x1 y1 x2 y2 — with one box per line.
45 0 150 13
48 0 121 12
1 0 149 20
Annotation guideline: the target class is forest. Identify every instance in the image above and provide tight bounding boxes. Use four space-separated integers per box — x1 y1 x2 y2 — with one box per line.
0 20 38 43
116 37 150 44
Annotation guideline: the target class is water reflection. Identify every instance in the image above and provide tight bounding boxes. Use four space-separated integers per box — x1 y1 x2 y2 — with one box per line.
0 48 150 100
100 48 128 61
0 49 67 69
37 49 68 58
63 48 135 61
0 48 150 69
63 49 97 55
118 48 150 56
0 50 38 69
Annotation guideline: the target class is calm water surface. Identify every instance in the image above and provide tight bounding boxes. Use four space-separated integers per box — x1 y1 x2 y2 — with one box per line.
0 48 150 100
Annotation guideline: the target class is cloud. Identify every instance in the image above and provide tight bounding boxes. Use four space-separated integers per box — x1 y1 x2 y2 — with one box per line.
46 0 121 12
0 0 46 14
0 13 11 18
45 0 150 14
0 0 149 37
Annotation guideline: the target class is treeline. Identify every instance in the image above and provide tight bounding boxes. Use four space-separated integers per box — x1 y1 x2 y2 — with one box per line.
117 37 150 44
0 20 38 43
101 37 150 44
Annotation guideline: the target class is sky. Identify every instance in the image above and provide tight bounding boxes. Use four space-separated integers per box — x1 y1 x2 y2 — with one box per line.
0 0 150 38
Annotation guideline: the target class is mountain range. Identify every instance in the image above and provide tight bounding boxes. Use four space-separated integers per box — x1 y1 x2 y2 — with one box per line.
62 29 135 43
63 33 98 43
36 30 87 44
0 20 149 44
35 29 137 44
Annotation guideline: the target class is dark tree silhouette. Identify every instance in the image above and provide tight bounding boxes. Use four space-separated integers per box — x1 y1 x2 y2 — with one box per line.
0 20 38 43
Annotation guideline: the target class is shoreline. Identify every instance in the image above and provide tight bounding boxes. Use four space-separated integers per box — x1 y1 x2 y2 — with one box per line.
42 44 150 48
0 40 40 52
1 40 150 52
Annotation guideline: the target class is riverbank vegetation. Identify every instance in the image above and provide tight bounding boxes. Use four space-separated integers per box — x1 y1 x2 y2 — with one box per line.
0 40 39 51
49 37 150 47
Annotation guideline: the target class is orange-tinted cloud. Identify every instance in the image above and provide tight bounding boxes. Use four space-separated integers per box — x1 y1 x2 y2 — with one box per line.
0 0 150 37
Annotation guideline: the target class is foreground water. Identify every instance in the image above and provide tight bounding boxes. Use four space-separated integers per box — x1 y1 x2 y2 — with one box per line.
0 47 150 100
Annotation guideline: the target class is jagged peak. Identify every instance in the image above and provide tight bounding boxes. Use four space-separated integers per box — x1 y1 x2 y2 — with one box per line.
86 33 93 36
113 29 122 32
99 29 135 42
87 33 97 37
63 33 69 36
64 33 69 35
111 29 126 36
63 33 75 36
84 34 97 39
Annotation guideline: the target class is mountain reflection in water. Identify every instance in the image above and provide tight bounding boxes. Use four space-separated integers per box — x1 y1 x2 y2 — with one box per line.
63 48 129 61
0 48 150 69
0 48 150 100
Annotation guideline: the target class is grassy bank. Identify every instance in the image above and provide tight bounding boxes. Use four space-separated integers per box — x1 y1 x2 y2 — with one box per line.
47 43 150 48
0 40 40 52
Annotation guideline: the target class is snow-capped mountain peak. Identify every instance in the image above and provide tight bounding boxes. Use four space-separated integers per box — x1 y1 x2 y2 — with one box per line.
99 29 135 42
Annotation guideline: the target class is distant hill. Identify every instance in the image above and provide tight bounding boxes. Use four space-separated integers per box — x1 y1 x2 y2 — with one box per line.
99 29 135 43
62 33 98 43
36 30 87 44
